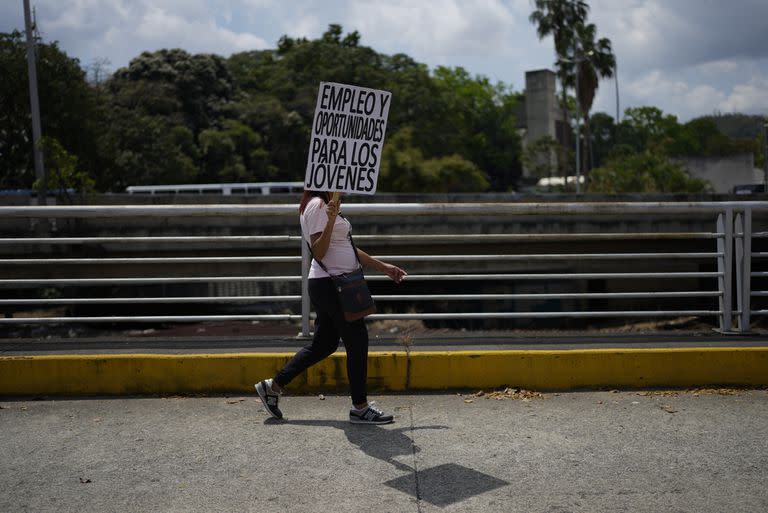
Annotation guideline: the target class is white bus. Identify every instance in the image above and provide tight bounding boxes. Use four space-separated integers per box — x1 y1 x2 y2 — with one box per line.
125 182 305 196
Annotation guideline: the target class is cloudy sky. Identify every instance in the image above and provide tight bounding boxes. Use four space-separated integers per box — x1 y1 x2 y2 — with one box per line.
3 0 767 122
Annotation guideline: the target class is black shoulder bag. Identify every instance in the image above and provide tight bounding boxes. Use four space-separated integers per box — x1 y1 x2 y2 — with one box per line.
308 223 376 322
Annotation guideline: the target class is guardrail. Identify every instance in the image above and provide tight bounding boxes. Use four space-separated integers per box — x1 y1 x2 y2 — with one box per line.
0 202 765 336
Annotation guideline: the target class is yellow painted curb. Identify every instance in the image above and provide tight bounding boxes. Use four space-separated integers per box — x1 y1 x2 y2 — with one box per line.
1 348 767 396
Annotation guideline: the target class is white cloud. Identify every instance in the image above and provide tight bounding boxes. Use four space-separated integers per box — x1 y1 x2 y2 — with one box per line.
591 0 768 74
720 76 768 114
631 71 728 117
341 0 519 58
284 13 324 40
685 84 728 116
134 4 267 54
238 0 277 8
694 60 740 75
29 0 268 70
600 68 767 121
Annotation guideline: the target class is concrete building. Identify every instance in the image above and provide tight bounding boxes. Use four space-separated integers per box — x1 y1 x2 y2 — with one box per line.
517 69 570 182
522 70 564 146
681 153 761 194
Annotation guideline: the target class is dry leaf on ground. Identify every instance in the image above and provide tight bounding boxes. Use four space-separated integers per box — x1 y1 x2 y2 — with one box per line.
637 391 680 397
464 388 544 401
638 388 746 398
690 388 742 396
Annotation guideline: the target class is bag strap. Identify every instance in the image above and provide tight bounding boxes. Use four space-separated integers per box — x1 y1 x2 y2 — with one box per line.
306 213 362 275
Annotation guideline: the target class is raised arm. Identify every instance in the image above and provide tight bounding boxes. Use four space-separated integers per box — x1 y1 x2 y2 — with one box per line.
309 199 339 260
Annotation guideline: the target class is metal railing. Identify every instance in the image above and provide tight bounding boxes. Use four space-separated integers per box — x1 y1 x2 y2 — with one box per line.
1 202 766 336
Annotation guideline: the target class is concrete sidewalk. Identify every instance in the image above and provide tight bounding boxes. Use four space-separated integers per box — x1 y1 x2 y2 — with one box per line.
2 390 767 512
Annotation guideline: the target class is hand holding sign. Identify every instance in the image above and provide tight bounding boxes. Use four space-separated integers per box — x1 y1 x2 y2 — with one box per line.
326 193 340 220
305 82 392 195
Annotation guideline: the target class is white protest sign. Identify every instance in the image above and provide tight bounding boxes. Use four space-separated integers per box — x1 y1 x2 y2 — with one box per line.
304 82 391 195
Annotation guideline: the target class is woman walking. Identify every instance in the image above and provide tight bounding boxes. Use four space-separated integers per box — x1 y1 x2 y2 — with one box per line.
256 190 407 424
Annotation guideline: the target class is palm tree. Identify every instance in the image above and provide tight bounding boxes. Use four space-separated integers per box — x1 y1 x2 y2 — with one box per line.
529 0 615 173
529 0 589 132
562 22 616 171
529 0 589 58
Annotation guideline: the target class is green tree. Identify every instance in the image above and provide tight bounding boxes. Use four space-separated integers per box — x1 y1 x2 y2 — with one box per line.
423 154 490 193
704 113 766 139
755 131 765 170
587 151 712 193
0 30 99 189
98 49 239 189
199 120 272 183
588 112 615 168
521 135 572 189
426 66 522 190
108 49 235 137
568 22 614 170
1 24 526 193
226 25 390 182
618 106 680 154
98 110 198 190
529 0 590 68
35 136 95 202
223 94 305 182
228 25 522 191
529 0 590 133
379 127 489 193
666 117 756 158
614 108 756 160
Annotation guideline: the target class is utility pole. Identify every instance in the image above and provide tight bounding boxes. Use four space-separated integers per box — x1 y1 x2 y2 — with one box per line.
763 122 767 193
23 0 46 205
575 64 581 194
614 60 620 123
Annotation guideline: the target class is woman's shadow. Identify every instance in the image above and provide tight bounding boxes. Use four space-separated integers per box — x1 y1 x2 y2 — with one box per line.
272 418 448 472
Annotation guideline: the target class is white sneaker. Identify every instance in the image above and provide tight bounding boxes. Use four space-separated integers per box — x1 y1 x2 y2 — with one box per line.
255 379 282 419
349 401 393 425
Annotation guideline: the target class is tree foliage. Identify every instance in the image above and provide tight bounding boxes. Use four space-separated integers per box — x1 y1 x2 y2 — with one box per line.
1 25 523 193
585 109 760 191
521 135 572 186
2 23 760 197
703 113 766 140
585 106 760 193
379 127 489 193
0 30 99 189
587 151 712 193
35 136 95 202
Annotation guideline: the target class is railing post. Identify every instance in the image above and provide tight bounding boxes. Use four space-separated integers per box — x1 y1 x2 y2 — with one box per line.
716 210 733 332
741 208 753 333
300 238 311 338
735 212 744 331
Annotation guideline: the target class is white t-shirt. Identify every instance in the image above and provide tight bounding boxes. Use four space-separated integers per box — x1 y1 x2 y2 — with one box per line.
300 196 359 278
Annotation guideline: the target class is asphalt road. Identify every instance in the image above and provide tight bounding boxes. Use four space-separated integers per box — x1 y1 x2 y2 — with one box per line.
1 390 767 512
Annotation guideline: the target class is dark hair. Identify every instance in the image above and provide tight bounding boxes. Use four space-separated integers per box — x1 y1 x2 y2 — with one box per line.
299 190 330 214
